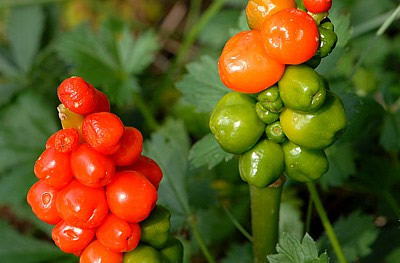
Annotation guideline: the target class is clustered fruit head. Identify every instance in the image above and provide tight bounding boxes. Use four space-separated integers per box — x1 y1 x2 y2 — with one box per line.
27 77 182 263
211 0 345 186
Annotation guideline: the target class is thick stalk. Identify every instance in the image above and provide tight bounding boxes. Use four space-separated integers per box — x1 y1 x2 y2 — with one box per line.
306 182 348 263
250 176 285 263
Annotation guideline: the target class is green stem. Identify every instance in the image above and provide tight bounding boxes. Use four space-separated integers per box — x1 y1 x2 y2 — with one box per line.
189 217 216 263
250 176 285 263
353 7 400 38
222 204 253 242
0 0 65 7
132 92 160 131
305 195 313 234
185 0 203 33
306 182 348 263
382 190 400 218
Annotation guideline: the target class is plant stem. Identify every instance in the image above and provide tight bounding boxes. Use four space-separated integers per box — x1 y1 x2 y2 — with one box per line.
250 176 285 263
222 203 253 242
305 195 313 234
306 182 348 263
189 216 216 263
132 92 160 131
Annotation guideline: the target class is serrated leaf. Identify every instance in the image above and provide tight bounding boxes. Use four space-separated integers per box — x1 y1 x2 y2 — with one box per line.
143 119 191 218
189 133 233 170
222 243 252 263
268 233 329 263
379 111 400 151
176 56 230 113
0 221 74 263
8 5 44 72
117 29 159 74
318 211 379 262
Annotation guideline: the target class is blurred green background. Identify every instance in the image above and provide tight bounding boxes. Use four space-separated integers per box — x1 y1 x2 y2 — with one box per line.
0 0 399 262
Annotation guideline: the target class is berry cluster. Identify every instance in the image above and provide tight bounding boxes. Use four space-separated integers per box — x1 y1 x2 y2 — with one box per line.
27 77 182 263
211 0 346 186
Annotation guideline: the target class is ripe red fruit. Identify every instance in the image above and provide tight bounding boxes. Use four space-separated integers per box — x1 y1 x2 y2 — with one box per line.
34 147 73 189
96 214 141 252
46 133 56 149
112 127 143 166
106 171 157 223
52 221 95 253
80 240 123 263
56 180 108 228
261 8 319 65
58 77 97 115
92 89 111 113
71 144 115 188
218 30 285 93
27 180 61 225
127 156 163 189
54 128 80 153
303 0 332 13
82 112 124 155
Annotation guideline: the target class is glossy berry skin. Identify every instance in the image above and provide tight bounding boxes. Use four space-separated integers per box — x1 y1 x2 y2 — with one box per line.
56 180 108 228
304 0 332 13
34 147 73 189
27 180 61 225
246 0 296 30
54 128 80 153
80 240 123 263
112 127 143 166
126 156 163 189
261 8 319 65
218 30 285 93
46 133 56 149
106 171 157 223
71 144 115 188
52 221 95 253
82 112 124 155
93 89 111 113
96 214 141 252
58 77 97 115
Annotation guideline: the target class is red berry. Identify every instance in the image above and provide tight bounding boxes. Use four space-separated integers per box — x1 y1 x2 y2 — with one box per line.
80 240 122 263
46 133 56 149
106 171 157 223
34 147 73 189
261 8 319 65
96 214 141 252
82 112 124 155
92 89 111 113
54 128 80 153
56 180 108 228
58 77 97 115
303 0 332 13
52 221 95 253
71 144 115 188
27 180 61 225
112 127 143 166
126 156 163 189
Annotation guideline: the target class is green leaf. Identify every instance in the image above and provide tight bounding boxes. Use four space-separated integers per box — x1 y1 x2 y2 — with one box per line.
0 83 22 106
143 119 191 218
222 243 252 263
229 10 250 36
279 202 304 241
319 142 356 189
386 247 400 263
8 5 44 72
330 10 352 48
318 211 379 262
379 111 400 151
267 233 329 263
117 29 159 74
0 221 75 263
189 133 233 170
176 56 230 113
0 92 58 174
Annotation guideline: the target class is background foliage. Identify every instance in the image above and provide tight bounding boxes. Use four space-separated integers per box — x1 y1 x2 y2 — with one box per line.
0 0 399 262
